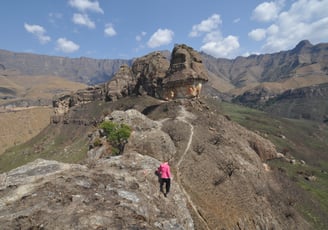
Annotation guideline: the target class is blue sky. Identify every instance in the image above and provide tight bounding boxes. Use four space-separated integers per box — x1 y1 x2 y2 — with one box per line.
0 0 327 59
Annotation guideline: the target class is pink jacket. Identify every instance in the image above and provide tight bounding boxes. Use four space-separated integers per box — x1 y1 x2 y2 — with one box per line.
158 162 171 179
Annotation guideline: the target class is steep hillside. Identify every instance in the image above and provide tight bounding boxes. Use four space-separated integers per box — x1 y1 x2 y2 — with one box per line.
1 95 327 229
220 101 328 229
263 82 328 122
0 107 53 155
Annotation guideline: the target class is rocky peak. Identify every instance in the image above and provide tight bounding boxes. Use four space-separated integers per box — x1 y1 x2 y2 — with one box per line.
164 44 208 84
162 44 209 100
131 51 170 97
292 40 313 53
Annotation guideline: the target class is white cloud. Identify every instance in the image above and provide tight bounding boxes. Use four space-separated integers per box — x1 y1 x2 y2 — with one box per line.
189 14 239 58
72 13 95 28
266 24 279 35
104 24 117 37
248 28 266 41
252 1 282 22
147 28 174 48
136 31 147 42
24 23 51 44
258 0 328 52
200 35 240 58
68 0 103 14
56 38 79 53
233 18 240 23
189 14 222 37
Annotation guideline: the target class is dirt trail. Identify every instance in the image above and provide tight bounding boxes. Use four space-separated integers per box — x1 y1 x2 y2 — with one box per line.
175 106 211 230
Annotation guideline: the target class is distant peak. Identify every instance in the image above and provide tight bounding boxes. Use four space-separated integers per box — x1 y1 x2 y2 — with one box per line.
293 40 313 52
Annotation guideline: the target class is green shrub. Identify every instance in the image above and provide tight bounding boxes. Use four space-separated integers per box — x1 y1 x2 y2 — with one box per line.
93 137 102 147
99 121 132 155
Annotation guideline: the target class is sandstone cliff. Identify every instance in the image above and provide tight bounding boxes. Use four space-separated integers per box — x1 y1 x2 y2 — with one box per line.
52 44 208 117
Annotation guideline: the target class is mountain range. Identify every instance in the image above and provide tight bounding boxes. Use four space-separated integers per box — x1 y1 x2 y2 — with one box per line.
1 40 328 121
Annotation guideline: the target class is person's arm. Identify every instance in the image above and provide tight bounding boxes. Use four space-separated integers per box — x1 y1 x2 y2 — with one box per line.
157 165 162 175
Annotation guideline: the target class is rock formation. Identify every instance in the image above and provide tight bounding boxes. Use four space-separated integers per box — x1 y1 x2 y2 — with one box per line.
0 155 193 229
131 51 170 98
105 64 136 101
53 85 106 116
162 44 208 100
52 44 209 120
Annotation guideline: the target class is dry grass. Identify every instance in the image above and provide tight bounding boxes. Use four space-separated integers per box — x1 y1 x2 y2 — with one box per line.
0 107 53 155
0 74 87 104
0 74 88 155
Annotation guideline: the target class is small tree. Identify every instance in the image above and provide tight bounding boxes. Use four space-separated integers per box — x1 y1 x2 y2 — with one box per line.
99 121 132 155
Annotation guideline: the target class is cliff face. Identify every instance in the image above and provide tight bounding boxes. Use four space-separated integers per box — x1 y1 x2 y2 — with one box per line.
0 49 130 84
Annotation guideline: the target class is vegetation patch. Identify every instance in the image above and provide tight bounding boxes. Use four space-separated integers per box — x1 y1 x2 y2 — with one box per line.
99 120 132 155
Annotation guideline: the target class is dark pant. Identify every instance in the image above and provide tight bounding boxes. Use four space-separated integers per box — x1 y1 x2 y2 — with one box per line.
160 178 171 195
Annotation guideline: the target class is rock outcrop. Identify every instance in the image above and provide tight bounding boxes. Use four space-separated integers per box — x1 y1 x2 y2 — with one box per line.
53 85 106 116
162 44 208 100
105 64 136 101
0 155 193 229
131 51 170 98
52 44 209 120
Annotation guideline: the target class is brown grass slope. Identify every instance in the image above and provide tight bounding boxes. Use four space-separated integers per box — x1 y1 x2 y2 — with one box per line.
0 73 87 106
0 73 87 155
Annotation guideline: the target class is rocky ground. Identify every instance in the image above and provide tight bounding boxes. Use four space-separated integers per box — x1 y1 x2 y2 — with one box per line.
0 97 312 229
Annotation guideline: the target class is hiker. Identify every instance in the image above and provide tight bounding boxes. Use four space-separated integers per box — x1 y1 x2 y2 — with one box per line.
157 161 171 197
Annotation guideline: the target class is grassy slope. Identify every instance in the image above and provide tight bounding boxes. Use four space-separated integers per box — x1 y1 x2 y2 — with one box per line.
0 75 87 105
0 96 162 173
220 101 328 229
0 74 88 156
0 107 53 155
